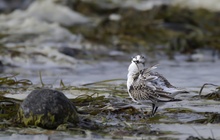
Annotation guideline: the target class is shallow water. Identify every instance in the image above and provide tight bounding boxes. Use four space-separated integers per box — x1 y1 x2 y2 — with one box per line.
1 56 220 139
5 57 220 87
152 124 220 139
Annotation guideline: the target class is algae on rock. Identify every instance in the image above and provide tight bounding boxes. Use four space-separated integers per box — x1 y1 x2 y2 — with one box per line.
16 89 79 129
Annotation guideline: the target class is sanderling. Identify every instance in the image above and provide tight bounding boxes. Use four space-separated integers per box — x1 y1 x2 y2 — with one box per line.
128 55 188 95
127 55 182 116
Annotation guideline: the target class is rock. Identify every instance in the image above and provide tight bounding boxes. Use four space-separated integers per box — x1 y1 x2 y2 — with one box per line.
58 46 88 59
0 0 88 68
0 0 89 42
18 0 89 26
172 0 220 11
0 60 3 72
0 0 34 12
17 89 79 129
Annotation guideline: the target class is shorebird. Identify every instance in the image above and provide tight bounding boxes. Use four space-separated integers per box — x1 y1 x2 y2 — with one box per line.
128 55 188 95
127 55 183 116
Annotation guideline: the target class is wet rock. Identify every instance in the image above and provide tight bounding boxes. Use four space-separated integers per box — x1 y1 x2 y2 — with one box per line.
0 0 89 42
17 89 79 129
0 0 88 68
25 0 89 26
58 46 88 59
0 61 3 73
73 0 119 16
0 0 89 41
0 0 89 26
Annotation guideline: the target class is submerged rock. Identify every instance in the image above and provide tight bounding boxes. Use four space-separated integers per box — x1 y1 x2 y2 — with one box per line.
17 89 79 129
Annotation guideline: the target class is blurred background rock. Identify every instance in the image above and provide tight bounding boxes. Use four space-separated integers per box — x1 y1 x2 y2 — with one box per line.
0 0 33 12
0 0 220 69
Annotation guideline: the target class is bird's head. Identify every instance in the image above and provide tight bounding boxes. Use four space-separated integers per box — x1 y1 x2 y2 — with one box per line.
131 55 146 66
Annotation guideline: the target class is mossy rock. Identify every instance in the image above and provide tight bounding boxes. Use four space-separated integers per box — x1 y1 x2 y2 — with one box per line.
16 89 79 129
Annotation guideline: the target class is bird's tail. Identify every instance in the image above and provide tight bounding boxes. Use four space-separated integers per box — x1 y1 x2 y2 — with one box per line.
163 88 189 97
157 98 182 102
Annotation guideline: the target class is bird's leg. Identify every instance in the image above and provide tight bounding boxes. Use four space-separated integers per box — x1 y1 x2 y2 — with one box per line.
147 104 158 117
152 106 158 116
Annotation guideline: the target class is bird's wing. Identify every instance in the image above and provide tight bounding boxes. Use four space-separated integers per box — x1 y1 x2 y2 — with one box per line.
129 84 155 102
140 64 158 76
150 72 176 88
138 64 158 81
130 82 181 103
149 89 182 102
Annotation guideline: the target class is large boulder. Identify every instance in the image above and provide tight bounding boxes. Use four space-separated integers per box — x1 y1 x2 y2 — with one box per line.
17 89 79 129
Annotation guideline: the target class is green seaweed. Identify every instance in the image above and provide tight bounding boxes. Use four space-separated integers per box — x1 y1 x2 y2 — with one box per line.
165 108 194 113
0 97 20 121
206 113 220 124
16 109 78 129
0 74 32 86
38 71 53 88
186 136 215 140
198 83 220 100
82 78 125 86
0 74 219 138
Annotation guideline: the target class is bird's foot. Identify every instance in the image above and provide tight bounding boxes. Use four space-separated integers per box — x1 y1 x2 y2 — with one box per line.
146 114 154 118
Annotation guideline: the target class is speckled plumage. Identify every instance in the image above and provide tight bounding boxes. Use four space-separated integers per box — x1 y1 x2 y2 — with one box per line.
127 55 182 116
129 77 174 103
150 72 176 88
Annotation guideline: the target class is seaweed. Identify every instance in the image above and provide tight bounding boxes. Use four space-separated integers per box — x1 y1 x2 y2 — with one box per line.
186 136 215 140
82 78 125 86
198 83 220 100
0 96 21 122
165 108 194 113
0 74 32 86
0 74 32 126
0 73 219 138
